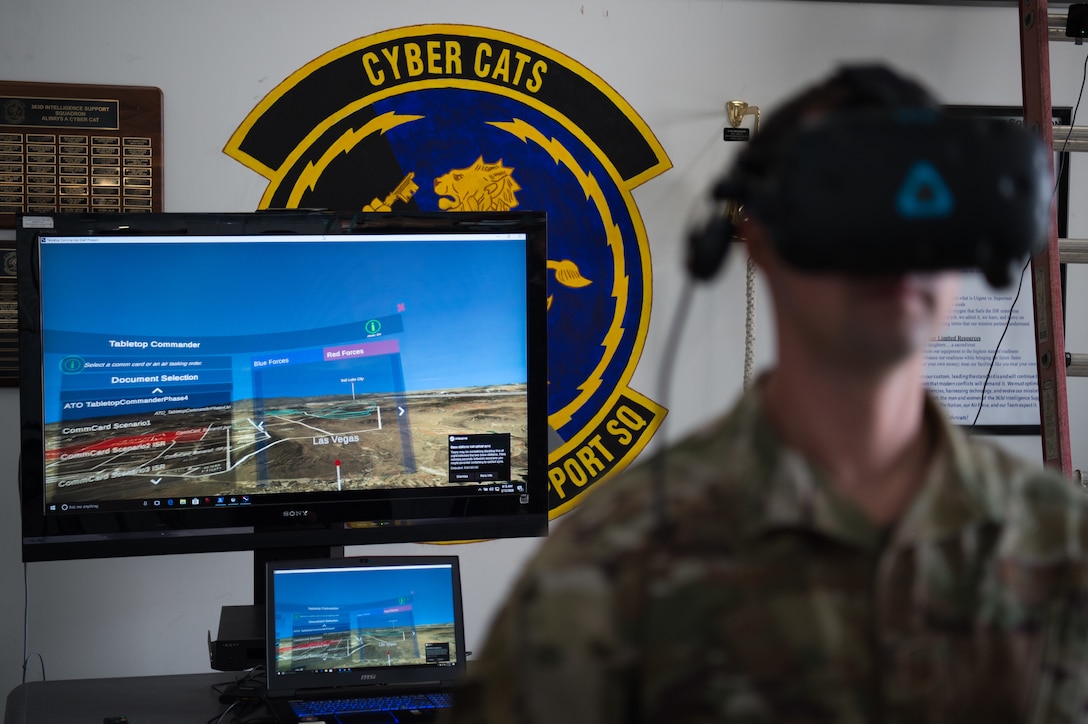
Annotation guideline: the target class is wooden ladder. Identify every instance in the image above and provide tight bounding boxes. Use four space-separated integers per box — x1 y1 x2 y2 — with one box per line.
1018 0 1081 477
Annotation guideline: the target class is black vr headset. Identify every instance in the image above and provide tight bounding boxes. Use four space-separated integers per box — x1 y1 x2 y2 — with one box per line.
687 108 1053 288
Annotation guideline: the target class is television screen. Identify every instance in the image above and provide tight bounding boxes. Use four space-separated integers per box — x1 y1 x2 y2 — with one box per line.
17 210 549 561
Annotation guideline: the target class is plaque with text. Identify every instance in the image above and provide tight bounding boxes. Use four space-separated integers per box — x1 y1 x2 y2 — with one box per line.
0 235 14 385
0 80 163 228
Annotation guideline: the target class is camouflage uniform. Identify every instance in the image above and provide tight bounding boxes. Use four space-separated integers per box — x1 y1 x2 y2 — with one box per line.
443 384 1088 723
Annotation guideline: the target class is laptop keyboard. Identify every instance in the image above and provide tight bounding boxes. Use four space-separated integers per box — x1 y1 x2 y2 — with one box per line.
291 692 453 717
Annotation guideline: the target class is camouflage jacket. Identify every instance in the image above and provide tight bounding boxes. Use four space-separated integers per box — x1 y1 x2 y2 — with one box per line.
442 385 1088 724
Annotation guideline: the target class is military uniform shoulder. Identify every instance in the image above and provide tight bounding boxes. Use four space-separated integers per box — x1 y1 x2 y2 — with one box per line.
957 431 1081 507
532 388 773 570
954 430 1088 562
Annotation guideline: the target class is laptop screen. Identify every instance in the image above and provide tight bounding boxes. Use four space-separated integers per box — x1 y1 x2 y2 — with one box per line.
265 555 466 696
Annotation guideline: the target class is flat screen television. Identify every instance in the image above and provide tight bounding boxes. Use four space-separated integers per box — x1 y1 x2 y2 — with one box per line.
17 210 549 563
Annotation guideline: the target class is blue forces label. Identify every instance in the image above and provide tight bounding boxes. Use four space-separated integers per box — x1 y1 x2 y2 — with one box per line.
225 25 670 518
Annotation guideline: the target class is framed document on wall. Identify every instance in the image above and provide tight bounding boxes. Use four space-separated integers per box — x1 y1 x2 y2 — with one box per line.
921 105 1070 434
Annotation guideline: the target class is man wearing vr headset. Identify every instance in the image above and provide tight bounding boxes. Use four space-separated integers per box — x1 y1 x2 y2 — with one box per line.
443 65 1087 723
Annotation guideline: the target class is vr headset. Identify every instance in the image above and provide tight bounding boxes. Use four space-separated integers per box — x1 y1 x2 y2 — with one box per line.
687 109 1053 288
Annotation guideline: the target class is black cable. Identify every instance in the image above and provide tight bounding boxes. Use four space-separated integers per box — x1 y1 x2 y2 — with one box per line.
970 49 1088 427
21 562 46 684
971 255 1032 426
211 667 270 724
651 277 696 537
22 562 28 683
210 699 241 724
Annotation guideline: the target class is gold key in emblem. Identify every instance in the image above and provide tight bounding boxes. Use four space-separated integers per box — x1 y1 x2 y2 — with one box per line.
364 172 419 212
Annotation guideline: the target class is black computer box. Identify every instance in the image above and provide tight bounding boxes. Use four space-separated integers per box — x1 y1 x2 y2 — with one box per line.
208 604 265 671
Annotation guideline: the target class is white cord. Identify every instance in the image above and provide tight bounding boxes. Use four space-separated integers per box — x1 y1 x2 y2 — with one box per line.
743 255 757 388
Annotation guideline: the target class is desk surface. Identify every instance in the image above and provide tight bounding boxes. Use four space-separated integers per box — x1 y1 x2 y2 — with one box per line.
5 672 239 724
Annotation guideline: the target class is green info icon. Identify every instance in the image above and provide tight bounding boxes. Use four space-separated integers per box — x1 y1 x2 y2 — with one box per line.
60 356 85 374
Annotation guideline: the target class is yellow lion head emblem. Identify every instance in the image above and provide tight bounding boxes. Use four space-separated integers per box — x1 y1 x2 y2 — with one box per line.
434 156 521 211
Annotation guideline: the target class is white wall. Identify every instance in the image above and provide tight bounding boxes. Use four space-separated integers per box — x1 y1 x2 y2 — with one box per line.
2 0 1087 700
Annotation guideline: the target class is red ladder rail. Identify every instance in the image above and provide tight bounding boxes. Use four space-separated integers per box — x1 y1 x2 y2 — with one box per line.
1018 0 1073 475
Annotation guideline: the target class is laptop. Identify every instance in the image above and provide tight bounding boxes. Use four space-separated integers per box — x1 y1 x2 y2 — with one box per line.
264 555 467 723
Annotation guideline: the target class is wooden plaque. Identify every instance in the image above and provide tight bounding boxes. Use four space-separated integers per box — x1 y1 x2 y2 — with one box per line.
0 81 162 385
0 235 14 385
0 80 163 227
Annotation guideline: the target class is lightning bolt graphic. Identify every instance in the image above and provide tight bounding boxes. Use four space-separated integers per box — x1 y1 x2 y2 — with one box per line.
490 118 627 430
288 111 424 208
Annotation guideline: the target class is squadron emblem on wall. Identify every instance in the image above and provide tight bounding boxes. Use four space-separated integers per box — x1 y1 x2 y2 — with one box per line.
225 24 670 517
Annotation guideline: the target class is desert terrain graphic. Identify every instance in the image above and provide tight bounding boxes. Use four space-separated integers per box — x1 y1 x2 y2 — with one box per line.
45 383 528 504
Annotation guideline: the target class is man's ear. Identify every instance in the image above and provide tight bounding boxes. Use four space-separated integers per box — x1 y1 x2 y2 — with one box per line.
738 217 774 272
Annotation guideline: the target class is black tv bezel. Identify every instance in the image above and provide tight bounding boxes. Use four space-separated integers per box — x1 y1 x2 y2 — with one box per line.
17 210 550 562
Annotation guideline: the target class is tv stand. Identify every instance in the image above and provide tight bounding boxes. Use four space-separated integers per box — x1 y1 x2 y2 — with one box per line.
251 545 344 604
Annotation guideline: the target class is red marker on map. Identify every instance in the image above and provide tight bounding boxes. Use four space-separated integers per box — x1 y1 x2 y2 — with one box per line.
335 460 342 490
